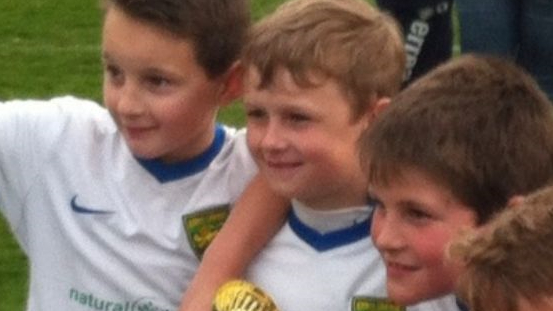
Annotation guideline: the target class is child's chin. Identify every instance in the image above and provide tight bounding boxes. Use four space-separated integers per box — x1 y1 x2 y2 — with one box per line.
388 294 418 307
389 288 453 307
386 285 426 307
130 148 162 161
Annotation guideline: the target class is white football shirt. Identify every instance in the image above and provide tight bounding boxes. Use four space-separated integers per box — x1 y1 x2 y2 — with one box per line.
0 96 257 310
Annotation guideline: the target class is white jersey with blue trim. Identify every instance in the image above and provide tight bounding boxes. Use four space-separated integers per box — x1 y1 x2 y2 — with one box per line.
245 202 460 311
0 96 257 310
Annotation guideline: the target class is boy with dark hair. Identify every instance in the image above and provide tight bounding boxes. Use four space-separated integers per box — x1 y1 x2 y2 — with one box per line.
0 0 284 309
360 54 553 308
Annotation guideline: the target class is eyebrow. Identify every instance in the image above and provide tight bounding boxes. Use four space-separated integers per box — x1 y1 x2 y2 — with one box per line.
100 52 172 75
396 199 429 212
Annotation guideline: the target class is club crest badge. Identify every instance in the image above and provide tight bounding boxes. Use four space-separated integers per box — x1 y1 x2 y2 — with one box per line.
183 205 230 259
352 297 405 311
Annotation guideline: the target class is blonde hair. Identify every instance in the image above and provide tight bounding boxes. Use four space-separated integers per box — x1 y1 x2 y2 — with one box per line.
449 184 553 311
242 0 405 120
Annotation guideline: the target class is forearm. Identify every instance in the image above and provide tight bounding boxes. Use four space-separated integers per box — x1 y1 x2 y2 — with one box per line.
179 174 289 311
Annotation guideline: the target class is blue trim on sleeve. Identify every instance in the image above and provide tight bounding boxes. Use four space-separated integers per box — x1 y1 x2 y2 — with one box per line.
288 208 371 252
136 125 226 183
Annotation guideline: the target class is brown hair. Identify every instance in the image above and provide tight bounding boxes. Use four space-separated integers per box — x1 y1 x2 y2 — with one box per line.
360 54 553 223
242 0 405 120
102 0 250 78
450 185 553 311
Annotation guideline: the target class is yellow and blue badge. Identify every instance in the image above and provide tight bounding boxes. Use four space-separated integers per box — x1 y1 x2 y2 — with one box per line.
352 297 405 311
183 205 230 259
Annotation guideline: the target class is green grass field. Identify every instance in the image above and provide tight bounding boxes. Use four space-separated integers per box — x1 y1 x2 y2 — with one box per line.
0 0 454 309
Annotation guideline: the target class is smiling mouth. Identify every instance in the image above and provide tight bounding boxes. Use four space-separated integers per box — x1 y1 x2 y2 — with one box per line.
262 160 302 179
385 260 417 278
124 126 153 138
266 161 301 169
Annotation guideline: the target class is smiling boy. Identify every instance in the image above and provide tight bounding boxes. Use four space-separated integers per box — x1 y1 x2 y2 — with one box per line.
360 54 553 308
231 0 459 310
102 5 229 162
0 0 269 309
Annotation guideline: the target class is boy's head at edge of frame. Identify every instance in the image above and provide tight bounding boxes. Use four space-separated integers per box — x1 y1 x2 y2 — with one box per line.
450 184 553 311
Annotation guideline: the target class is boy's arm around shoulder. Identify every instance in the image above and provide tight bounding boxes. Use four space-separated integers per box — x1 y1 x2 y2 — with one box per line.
179 174 289 311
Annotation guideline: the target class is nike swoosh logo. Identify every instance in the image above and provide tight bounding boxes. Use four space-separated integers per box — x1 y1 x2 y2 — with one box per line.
71 195 113 215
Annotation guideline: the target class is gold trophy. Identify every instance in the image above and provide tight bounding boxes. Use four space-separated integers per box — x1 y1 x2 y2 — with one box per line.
212 280 279 311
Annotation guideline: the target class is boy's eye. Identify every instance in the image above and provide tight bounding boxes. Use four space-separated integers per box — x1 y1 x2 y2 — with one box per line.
404 207 432 224
105 65 123 82
145 75 170 88
289 113 310 122
287 112 311 123
246 107 266 120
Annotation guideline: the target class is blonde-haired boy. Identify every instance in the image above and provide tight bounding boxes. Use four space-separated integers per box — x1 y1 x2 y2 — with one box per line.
225 0 456 309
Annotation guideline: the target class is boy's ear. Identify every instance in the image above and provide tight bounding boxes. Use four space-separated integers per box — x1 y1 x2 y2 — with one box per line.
219 61 244 106
367 97 391 123
373 97 390 116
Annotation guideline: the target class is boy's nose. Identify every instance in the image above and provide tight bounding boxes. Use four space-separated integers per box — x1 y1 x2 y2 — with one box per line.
372 213 404 252
260 122 287 151
117 83 145 117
